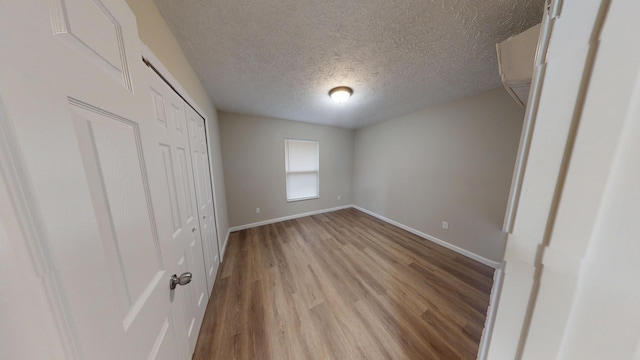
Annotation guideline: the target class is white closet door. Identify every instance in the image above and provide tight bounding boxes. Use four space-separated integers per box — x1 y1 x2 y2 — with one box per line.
186 106 221 295
0 0 183 358
146 66 209 354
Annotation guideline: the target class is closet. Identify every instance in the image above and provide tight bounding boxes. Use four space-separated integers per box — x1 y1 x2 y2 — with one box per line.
145 63 220 353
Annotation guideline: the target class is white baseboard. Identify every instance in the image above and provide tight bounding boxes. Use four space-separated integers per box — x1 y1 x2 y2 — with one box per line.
351 205 501 269
228 205 353 232
478 268 505 360
227 204 501 269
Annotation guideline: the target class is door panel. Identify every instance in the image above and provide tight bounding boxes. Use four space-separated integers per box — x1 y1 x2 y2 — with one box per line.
71 102 163 304
70 101 165 320
50 0 133 89
0 0 181 358
186 106 221 294
159 144 182 233
146 66 209 354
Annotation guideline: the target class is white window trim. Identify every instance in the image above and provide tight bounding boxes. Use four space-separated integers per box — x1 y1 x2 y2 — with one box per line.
284 139 319 202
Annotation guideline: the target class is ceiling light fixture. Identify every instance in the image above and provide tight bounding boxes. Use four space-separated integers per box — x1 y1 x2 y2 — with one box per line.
329 86 353 104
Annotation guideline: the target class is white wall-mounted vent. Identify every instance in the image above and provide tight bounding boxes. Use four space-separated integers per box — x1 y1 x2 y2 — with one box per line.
496 23 542 107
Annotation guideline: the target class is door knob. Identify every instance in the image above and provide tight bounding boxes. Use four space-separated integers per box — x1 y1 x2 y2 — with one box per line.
169 272 192 290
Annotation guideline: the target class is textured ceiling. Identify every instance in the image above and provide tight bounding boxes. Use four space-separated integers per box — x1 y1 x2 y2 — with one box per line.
154 0 544 128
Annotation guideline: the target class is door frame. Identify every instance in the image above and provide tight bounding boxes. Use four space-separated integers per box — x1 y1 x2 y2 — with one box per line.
501 1 554 234
479 2 553 358
140 43 225 266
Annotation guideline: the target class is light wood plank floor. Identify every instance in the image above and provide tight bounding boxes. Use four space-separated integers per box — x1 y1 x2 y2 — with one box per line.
193 208 494 360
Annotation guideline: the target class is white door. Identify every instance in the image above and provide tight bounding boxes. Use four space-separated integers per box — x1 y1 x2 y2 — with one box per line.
0 0 184 358
146 66 209 354
186 107 221 294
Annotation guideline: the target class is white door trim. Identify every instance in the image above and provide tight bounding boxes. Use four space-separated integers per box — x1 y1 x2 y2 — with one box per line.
502 0 554 233
477 267 506 360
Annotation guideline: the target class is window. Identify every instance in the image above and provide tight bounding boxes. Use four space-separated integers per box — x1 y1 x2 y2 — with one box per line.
284 139 319 201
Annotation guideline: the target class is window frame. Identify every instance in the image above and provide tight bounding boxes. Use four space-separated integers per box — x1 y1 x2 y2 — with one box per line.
284 139 320 202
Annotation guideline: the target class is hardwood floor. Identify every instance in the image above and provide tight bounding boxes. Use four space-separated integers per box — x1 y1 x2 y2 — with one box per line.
193 208 494 360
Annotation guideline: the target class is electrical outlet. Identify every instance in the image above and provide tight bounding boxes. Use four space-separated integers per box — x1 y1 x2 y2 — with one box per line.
256 208 260 214
337 195 341 200
442 221 449 230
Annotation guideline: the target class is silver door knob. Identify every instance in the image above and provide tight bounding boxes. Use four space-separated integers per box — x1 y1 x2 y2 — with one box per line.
169 272 192 290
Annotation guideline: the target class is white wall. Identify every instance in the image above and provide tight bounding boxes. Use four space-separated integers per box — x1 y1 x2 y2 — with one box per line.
219 111 354 228
353 89 524 263
125 0 230 247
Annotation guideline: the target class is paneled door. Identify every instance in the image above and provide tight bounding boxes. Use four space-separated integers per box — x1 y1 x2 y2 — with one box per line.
0 0 185 358
186 106 221 294
146 66 209 354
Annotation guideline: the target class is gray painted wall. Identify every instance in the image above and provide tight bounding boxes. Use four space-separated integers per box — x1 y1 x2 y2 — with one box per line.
353 89 524 262
219 112 354 227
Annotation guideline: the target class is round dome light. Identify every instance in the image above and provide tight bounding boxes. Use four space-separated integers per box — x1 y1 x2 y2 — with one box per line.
329 86 353 104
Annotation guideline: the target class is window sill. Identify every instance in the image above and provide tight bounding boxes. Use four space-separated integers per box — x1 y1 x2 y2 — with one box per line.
286 196 319 203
